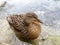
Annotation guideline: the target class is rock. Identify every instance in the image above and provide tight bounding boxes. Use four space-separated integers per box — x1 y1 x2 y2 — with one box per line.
0 19 60 45
0 43 10 45
0 19 15 45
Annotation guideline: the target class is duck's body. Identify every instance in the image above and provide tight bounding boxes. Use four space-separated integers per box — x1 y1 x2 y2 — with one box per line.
7 12 42 40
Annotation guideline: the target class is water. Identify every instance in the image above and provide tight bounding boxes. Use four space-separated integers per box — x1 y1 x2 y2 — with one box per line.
0 0 60 45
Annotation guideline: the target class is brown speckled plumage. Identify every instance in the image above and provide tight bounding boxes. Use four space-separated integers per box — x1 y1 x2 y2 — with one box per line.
7 12 42 40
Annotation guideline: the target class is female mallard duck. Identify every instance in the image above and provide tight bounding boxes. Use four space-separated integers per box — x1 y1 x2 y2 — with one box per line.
7 12 42 40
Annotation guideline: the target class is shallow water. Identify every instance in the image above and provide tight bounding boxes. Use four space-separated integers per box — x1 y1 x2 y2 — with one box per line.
0 0 60 45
